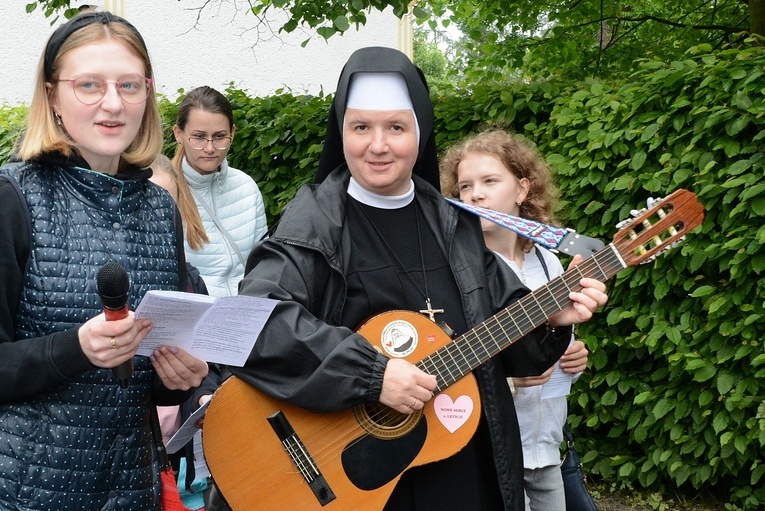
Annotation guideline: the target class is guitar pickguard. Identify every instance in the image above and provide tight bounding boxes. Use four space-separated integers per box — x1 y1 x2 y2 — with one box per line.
341 417 427 490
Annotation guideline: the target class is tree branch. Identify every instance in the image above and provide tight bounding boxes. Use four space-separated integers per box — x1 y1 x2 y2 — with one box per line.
618 14 741 33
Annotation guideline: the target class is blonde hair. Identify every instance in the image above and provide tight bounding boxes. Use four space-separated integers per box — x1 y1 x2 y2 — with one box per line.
151 153 175 175
440 129 558 252
17 19 162 169
150 154 177 190
172 152 209 250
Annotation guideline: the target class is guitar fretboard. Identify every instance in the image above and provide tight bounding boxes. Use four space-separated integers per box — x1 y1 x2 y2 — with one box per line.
418 243 625 390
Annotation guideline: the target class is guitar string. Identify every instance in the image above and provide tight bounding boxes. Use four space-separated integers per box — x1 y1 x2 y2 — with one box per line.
446 256 615 384
433 210 688 384
298 249 626 469
360 253 621 435
428 250 624 383
306 249 624 460
271 222 671 472
314 238 676 478
387 251 620 393
351 216 636 424
214 229 672 500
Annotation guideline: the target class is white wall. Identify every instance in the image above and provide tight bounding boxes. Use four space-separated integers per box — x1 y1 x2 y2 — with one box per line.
0 1 399 105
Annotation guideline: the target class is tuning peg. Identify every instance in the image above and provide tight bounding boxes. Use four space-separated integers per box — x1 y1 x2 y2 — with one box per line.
616 197 661 230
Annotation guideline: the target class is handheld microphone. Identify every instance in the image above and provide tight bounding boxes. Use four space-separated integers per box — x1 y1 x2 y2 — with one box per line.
97 262 132 388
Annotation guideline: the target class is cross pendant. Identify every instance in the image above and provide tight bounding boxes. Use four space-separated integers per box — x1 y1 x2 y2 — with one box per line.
419 298 445 322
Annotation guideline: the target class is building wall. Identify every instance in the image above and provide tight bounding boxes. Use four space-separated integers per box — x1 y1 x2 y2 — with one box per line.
0 1 399 105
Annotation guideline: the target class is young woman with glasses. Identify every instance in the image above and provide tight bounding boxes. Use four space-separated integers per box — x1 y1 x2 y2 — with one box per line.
0 12 209 511
171 86 268 298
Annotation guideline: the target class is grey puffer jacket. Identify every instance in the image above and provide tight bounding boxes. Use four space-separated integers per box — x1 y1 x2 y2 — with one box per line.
0 159 191 511
234 167 570 510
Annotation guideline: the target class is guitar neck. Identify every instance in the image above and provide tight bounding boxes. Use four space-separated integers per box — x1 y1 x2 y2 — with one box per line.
418 243 626 390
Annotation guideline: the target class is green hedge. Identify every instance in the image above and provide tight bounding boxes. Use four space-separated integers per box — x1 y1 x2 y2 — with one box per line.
1 40 763 510
533 43 765 511
0 104 26 164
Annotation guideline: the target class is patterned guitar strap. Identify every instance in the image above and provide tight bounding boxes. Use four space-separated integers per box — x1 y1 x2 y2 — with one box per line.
445 198 604 257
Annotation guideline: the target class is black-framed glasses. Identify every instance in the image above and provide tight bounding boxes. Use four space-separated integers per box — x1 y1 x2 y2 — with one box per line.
187 136 233 151
56 75 152 105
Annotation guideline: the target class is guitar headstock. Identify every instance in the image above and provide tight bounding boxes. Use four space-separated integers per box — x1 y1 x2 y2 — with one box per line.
613 189 704 267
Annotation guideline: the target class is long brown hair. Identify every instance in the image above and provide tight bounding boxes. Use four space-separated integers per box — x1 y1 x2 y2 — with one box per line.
172 86 235 250
440 129 558 252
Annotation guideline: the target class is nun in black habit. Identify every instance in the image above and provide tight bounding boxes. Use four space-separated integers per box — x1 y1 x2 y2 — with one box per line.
231 46 608 511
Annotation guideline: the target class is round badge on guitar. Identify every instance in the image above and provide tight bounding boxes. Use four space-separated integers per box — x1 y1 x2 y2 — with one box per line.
380 320 419 358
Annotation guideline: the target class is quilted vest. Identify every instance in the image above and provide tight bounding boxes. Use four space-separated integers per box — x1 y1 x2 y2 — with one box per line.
0 161 181 511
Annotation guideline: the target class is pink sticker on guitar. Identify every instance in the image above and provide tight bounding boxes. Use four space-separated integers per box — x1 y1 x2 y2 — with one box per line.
433 394 474 433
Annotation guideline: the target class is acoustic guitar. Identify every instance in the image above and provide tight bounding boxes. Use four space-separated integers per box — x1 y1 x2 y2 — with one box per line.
203 189 704 511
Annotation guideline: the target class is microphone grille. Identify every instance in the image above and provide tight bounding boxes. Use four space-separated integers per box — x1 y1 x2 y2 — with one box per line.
97 262 130 297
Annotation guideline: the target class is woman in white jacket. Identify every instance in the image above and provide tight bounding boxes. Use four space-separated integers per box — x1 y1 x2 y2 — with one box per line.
172 86 268 297
441 129 590 511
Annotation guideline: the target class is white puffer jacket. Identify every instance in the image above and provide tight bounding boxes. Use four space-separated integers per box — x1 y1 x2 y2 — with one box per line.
182 157 267 297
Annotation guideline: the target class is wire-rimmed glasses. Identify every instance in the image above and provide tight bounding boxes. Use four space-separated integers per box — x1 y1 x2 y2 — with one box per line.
56 75 152 105
187 136 233 151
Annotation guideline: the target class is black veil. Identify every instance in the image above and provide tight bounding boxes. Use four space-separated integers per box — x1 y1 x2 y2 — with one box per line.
315 46 440 192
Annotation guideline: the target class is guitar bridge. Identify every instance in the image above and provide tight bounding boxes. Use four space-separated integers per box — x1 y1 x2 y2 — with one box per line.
268 410 336 506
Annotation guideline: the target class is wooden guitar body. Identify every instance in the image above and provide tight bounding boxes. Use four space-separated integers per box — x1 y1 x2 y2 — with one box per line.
204 310 482 511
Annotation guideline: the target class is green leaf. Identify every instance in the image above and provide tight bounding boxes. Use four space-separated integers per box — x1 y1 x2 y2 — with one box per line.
726 116 749 136
733 91 753 110
752 464 765 485
729 68 747 80
316 26 337 39
694 365 717 382
630 151 647 171
691 285 715 297
713 413 729 433
734 436 747 454
716 373 735 394
727 159 752 175
641 124 660 143
653 398 672 419
601 390 617 406
583 201 604 214
619 462 636 477
333 15 350 31
412 5 429 19
708 296 728 314
751 197 765 216
634 392 652 405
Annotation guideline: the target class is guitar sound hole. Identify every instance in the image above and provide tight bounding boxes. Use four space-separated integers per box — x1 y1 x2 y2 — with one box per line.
355 402 422 439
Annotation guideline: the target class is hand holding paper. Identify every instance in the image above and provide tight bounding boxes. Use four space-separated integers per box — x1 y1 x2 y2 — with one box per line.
134 290 277 366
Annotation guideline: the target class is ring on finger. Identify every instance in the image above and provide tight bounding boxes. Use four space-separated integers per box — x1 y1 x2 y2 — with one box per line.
410 397 418 408
111 337 117 350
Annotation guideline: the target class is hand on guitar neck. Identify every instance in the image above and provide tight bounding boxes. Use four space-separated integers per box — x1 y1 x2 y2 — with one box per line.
547 253 610 328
